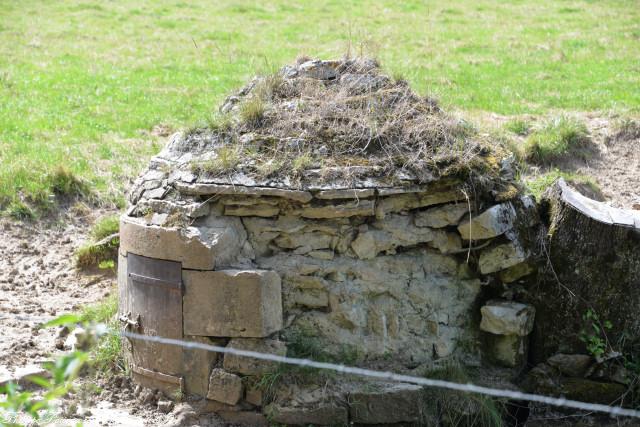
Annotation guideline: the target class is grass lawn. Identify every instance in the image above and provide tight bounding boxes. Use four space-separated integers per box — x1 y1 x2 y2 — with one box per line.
1 0 639 214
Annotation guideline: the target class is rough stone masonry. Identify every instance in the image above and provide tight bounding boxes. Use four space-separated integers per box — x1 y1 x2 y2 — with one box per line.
118 58 545 426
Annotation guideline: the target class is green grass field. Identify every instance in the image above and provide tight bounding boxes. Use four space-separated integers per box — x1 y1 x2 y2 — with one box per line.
1 0 639 215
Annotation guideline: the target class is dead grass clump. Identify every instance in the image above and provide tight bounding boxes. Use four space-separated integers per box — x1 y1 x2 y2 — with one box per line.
239 96 266 126
190 58 499 183
190 146 241 175
609 117 640 143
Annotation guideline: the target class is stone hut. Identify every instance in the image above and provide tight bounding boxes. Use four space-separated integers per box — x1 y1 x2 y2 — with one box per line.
118 58 542 425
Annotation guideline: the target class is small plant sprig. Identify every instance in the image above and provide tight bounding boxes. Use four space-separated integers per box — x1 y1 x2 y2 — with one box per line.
0 314 104 426
579 308 613 359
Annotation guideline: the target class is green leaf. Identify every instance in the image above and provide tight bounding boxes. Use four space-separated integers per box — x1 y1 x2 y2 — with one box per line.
41 314 82 329
27 375 53 389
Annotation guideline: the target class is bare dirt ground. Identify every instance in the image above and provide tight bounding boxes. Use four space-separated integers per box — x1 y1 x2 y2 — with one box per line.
0 210 113 371
0 113 637 426
574 114 640 209
477 112 640 209
0 209 228 426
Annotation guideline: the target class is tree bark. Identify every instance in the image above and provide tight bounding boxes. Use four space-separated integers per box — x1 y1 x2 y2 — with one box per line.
529 179 640 363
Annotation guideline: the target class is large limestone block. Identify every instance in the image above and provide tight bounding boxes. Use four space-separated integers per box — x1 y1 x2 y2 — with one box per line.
183 270 282 337
478 241 528 274
349 383 423 424
415 203 468 228
207 368 243 405
223 338 287 375
119 214 246 270
480 300 535 336
457 203 516 240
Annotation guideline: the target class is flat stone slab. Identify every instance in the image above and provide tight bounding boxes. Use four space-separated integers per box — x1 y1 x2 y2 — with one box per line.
557 178 640 229
175 182 313 203
183 269 282 338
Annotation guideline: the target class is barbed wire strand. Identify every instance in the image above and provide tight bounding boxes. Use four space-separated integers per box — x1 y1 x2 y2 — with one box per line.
122 331 640 419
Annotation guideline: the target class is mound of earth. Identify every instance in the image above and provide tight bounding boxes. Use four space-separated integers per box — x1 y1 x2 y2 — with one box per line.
158 57 508 192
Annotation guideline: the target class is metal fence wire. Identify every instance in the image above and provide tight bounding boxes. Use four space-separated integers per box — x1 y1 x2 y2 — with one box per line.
123 331 640 419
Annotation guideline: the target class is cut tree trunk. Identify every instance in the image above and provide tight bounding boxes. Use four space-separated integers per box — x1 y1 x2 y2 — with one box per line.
529 178 640 363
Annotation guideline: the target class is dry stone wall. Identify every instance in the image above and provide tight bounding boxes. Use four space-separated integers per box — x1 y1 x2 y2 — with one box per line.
118 148 541 424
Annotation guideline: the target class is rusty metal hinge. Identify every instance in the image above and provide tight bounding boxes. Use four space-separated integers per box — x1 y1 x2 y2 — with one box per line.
119 311 141 330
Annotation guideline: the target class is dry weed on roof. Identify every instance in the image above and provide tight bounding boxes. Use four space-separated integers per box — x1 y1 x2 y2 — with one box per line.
185 58 503 186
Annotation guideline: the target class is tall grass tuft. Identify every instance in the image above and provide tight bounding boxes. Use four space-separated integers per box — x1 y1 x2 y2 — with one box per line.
239 96 266 126
422 361 504 427
524 116 590 163
76 215 120 269
79 294 124 373
504 119 530 136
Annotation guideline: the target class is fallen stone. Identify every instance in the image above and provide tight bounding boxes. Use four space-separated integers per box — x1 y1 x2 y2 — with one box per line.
349 383 423 424
457 203 516 240
223 338 287 375
266 403 348 426
207 369 243 405
183 269 282 337
480 300 535 336
478 241 528 274
547 353 593 378
415 203 469 228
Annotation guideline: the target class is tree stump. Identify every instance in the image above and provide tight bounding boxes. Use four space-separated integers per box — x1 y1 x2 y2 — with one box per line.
530 178 640 363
